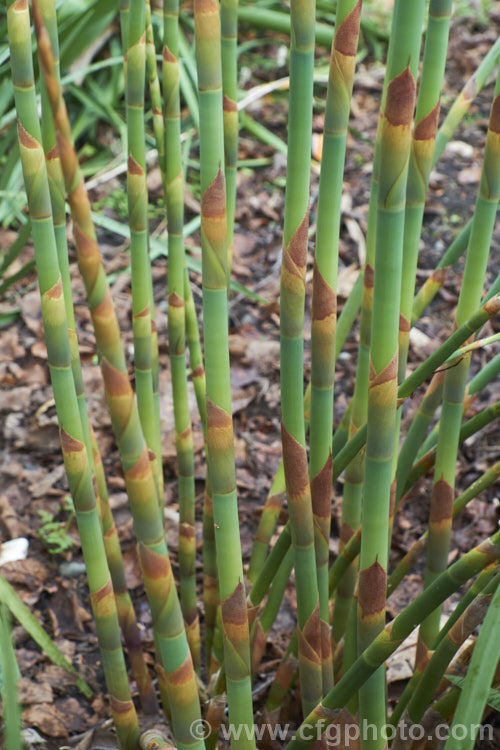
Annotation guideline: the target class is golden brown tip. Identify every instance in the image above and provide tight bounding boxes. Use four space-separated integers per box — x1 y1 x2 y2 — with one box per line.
46 145 59 161
385 66 416 127
17 121 39 149
333 0 362 57
429 478 454 524
127 155 144 176
126 450 151 482
201 168 226 218
299 601 322 662
91 578 113 605
399 313 410 333
46 277 63 300
223 94 238 113
358 560 386 619
165 656 194 687
281 423 309 499
101 357 130 397
207 397 232 429
60 428 82 454
134 304 150 319
414 102 440 141
489 95 500 134
195 0 218 14
312 263 336 322
340 521 355 545
369 352 397 388
163 45 176 63
221 581 247 626
168 291 184 308
310 454 333 518
179 523 196 540
363 263 374 289
286 212 309 270
484 295 500 316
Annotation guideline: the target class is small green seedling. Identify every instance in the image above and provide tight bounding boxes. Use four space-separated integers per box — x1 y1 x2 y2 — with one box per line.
37 496 76 555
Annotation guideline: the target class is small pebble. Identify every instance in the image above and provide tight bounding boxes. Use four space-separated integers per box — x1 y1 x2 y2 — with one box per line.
59 561 87 578
445 140 474 159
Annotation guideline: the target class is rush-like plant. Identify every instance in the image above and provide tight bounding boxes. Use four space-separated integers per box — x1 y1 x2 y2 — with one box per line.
4 0 500 749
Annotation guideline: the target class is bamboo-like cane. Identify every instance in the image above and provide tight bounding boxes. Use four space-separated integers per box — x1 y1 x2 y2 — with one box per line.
395 370 446 502
412 27 500 322
310 0 362 693
182 273 218 673
332 31 500 584
331 295 500 483
258 298 500 622
143 7 209 670
90 427 157 714
388 563 498 734
247 462 286 584
145 1 165 179
416 316 500 459
125 0 162 499
398 0 453 378
265 635 299 716
333 23 498 648
397 349 500 504
194 0 255 745
417 68 500 668
403 399 500 497
162 0 201 672
35 0 156 718
357 3 424 740
7 3 140 747
279 0 323 715
442 582 500 750
32 9 206 746
248 274 361 588
220 0 239 274
433 36 500 164
251 548 294 673
388 460 500 597
411 221 472 325
404 571 500 729
285 528 500 750
332 2 425 677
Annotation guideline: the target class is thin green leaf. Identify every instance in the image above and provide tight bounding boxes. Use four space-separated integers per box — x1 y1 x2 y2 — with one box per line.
445 674 500 713
443 583 500 750
0 574 92 699
0 605 22 750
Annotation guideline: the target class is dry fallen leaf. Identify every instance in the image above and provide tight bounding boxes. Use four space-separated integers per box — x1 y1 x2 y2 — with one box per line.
29 464 66 498
0 493 29 538
337 263 360 299
22 703 69 738
20 291 44 337
18 678 54 705
0 328 25 363
457 164 482 185
37 664 82 694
